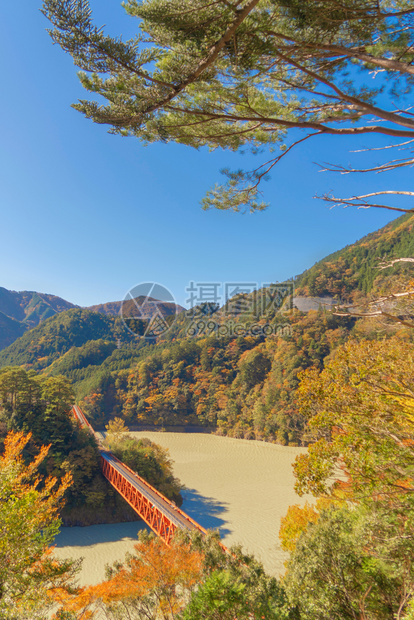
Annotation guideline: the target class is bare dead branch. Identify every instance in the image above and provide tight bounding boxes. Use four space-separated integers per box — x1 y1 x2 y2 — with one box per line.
273 50 414 131
249 132 320 179
351 139 414 152
333 275 414 328
317 158 414 174
265 31 414 77
316 192 414 213
335 290 414 309
342 191 414 198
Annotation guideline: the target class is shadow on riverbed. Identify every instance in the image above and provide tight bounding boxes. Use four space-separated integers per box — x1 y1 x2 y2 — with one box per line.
54 489 231 549
181 487 231 537
54 521 149 548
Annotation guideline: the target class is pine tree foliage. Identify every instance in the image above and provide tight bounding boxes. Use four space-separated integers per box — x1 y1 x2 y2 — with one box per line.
42 0 414 210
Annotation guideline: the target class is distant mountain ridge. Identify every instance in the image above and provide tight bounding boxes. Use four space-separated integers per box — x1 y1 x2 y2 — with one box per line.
1 212 413 353
87 300 124 316
0 287 77 325
0 287 185 352
0 287 78 350
88 296 185 319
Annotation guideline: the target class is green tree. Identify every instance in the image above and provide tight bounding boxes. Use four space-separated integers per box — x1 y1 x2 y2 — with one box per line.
0 367 79 460
36 376 75 453
179 530 295 620
43 0 414 212
180 570 250 620
0 367 107 519
237 348 271 391
284 503 414 620
281 335 414 619
0 367 42 431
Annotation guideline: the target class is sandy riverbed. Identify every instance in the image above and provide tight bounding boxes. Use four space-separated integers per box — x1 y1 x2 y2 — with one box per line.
54 433 309 585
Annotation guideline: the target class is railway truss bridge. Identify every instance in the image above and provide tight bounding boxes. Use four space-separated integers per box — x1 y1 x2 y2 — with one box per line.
72 405 208 545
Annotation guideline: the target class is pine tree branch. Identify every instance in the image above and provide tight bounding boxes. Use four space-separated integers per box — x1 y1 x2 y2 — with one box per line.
274 50 414 132
266 32 414 78
162 106 414 138
123 0 263 122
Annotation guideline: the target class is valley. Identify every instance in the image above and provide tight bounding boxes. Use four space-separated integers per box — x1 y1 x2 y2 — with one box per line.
54 432 308 584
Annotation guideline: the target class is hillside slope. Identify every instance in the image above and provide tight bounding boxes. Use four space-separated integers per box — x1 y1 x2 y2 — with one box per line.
1 213 413 441
296 213 414 298
0 287 77 350
0 287 77 324
78 213 413 439
0 308 120 370
0 311 27 350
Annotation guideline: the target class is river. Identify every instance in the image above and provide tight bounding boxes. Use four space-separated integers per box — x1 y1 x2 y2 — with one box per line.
54 433 308 585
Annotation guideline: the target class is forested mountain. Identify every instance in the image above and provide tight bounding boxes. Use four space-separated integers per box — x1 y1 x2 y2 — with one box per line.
296 213 414 298
0 311 26 350
1 214 413 442
0 308 148 370
0 287 77 325
0 287 185 352
0 287 77 350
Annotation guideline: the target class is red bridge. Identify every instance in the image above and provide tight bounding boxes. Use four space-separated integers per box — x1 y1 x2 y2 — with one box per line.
72 406 208 545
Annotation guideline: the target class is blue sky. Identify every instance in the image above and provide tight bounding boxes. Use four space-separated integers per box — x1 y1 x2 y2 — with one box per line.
0 1 407 308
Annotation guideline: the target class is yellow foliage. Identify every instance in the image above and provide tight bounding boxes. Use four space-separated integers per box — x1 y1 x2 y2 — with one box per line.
0 432 77 617
279 498 334 553
279 502 319 553
105 416 129 435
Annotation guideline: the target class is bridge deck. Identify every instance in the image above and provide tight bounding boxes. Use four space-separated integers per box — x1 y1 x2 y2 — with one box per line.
72 406 205 543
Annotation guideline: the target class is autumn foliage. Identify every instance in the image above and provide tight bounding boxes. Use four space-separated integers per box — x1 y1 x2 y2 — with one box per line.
61 534 204 619
280 336 414 619
0 431 79 618
279 502 319 554
294 337 414 501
